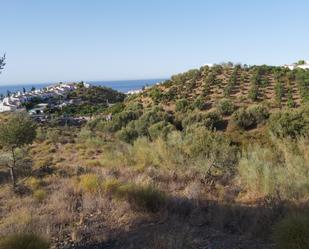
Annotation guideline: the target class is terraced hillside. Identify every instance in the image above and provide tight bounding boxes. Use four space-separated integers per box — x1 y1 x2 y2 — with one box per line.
133 64 309 111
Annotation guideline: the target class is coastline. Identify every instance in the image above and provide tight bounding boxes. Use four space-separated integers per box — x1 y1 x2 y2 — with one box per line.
0 78 166 95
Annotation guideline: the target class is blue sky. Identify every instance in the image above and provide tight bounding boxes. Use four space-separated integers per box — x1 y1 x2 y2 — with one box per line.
1 0 309 84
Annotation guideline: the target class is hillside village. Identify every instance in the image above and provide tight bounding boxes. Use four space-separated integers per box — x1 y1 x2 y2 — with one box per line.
0 82 90 113
0 82 151 118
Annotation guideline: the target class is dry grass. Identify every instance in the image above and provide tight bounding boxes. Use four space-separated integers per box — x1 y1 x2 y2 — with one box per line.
0 123 307 248
79 173 102 193
238 136 309 201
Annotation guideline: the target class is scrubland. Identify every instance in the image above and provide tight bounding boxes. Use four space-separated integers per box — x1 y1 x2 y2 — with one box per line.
0 64 309 249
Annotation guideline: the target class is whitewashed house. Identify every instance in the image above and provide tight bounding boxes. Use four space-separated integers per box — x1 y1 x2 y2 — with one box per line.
298 61 309 70
0 82 84 113
284 60 309 70
0 101 16 112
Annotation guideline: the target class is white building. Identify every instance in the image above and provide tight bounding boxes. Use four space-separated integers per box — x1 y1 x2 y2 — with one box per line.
83 82 90 88
298 63 309 70
0 102 16 112
284 60 309 70
0 82 80 113
127 89 143 95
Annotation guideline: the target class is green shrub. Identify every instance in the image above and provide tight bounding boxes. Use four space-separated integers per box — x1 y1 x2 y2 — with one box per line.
117 126 139 144
161 87 177 102
181 112 202 129
59 103 107 116
202 83 211 96
238 138 309 199
217 99 235 115
103 127 238 178
231 107 255 129
268 107 309 138
223 69 238 97
182 111 222 130
148 121 176 140
102 110 141 133
273 214 309 249
296 60 306 65
192 96 207 110
131 107 171 137
35 127 47 142
102 178 166 213
99 142 133 169
203 111 222 130
33 189 47 203
260 79 269 87
175 99 189 112
24 177 42 191
287 88 295 108
223 84 233 97
102 178 122 195
0 233 50 249
205 73 216 86
105 102 125 114
116 183 166 213
184 127 238 173
79 174 102 193
238 145 278 196
247 105 269 124
67 85 125 105
275 82 285 106
295 70 309 102
46 128 61 145
131 137 164 169
232 105 269 129
126 102 143 112
149 88 163 102
78 127 94 140
248 84 259 101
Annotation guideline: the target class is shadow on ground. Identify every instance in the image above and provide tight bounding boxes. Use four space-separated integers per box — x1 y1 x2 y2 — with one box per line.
59 195 303 249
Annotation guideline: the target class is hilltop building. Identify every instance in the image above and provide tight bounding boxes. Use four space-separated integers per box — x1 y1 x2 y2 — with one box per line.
283 60 309 70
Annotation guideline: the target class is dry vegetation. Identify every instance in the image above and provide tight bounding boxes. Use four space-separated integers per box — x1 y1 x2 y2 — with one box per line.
0 63 309 249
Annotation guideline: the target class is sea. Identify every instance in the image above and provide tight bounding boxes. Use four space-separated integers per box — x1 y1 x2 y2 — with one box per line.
0 78 166 96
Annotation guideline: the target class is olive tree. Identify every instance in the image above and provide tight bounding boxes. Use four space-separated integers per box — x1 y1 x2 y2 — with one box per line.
0 114 36 187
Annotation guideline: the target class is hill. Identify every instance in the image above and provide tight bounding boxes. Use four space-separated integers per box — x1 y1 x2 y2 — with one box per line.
133 63 308 111
87 63 309 145
0 63 308 249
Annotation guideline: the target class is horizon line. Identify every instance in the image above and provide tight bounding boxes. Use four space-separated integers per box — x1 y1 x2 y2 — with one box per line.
0 77 169 86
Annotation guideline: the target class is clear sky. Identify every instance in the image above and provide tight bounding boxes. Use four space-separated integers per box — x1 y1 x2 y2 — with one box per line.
1 0 309 84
